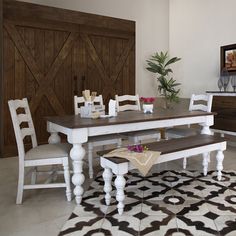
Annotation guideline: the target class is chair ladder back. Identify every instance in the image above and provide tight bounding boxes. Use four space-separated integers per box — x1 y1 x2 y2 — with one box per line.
74 95 103 115
74 96 84 115
8 98 38 158
189 94 213 112
115 94 141 112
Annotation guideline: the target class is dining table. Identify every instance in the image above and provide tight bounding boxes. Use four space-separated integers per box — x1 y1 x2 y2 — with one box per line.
46 106 214 204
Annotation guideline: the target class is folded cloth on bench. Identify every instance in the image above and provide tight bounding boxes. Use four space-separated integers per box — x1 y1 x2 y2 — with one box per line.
103 148 161 176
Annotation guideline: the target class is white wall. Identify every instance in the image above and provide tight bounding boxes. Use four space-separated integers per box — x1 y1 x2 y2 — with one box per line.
20 0 169 97
169 0 236 98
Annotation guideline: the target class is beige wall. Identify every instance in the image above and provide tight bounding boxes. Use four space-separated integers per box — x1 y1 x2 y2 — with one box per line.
20 0 169 97
169 0 236 98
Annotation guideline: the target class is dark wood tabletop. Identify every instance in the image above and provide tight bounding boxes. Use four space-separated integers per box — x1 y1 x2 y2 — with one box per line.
46 108 215 129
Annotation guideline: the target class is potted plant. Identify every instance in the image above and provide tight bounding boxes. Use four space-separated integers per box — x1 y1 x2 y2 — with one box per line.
146 51 181 108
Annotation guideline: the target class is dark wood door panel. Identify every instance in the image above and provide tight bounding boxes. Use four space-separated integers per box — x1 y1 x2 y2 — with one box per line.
79 33 135 105
3 28 15 150
3 24 77 154
1 0 135 157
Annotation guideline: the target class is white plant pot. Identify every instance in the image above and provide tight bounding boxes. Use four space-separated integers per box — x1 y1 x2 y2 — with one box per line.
142 104 153 114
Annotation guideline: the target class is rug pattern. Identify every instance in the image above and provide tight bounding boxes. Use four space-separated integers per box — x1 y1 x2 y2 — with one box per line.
59 170 236 236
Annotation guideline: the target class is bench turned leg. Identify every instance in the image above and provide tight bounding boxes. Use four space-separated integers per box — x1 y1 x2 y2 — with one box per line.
114 174 126 215
102 167 113 205
202 153 208 176
216 150 224 181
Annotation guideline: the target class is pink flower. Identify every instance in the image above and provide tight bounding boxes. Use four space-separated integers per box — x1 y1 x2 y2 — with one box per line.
140 97 155 104
127 144 148 153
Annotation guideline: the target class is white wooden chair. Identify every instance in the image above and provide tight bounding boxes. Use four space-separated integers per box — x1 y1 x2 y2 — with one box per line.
166 94 213 168
74 95 122 178
8 98 72 204
115 94 160 144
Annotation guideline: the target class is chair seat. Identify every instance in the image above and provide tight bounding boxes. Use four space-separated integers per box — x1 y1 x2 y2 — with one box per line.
25 143 72 160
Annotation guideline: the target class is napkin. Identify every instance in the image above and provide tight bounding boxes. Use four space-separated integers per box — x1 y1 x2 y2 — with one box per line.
103 148 161 176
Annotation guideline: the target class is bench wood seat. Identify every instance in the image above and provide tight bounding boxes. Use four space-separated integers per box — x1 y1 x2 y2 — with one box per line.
99 134 227 215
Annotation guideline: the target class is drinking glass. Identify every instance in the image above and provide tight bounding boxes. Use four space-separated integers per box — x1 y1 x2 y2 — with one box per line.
218 78 223 92
231 75 236 92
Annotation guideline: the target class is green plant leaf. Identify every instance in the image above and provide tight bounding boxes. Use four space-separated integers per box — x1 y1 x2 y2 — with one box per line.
165 57 181 67
146 51 181 105
146 61 163 74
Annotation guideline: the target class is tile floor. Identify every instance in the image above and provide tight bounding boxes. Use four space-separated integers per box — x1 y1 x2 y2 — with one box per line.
60 169 236 235
1 143 236 236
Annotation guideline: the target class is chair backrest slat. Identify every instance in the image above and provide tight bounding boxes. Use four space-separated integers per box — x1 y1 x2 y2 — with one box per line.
115 94 141 112
189 94 213 112
17 114 30 124
8 98 38 160
21 128 35 140
13 100 28 110
74 95 103 115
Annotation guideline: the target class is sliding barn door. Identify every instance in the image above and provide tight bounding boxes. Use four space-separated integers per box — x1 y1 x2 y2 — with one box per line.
2 0 135 157
77 32 135 105
3 24 78 155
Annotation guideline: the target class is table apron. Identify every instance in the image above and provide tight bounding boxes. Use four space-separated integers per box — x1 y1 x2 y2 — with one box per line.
47 115 213 142
87 115 213 136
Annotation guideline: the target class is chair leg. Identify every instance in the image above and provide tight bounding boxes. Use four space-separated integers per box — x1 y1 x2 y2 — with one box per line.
183 157 187 169
63 160 72 201
134 136 140 144
156 132 161 141
117 138 122 148
102 167 113 205
207 152 211 163
202 153 208 176
16 164 24 204
31 167 37 185
114 174 126 215
88 143 94 179
52 165 58 182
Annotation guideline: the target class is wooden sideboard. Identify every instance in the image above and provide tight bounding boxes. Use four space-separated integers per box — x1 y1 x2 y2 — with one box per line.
206 92 236 134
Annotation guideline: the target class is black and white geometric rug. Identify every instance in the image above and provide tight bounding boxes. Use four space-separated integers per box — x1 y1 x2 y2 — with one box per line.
59 169 236 236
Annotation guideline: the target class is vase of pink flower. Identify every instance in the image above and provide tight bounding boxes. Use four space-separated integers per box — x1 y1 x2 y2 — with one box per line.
140 97 155 114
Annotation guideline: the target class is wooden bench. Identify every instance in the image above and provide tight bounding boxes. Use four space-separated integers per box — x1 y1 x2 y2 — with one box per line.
99 134 227 215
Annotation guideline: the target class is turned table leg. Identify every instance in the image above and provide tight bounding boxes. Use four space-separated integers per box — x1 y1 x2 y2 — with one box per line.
70 143 86 204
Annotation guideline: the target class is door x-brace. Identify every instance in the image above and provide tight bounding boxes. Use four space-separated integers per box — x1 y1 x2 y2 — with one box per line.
81 33 134 100
4 21 79 115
